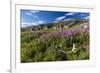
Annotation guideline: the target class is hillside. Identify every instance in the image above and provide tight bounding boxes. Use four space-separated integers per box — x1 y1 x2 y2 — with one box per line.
21 19 89 63
21 19 89 31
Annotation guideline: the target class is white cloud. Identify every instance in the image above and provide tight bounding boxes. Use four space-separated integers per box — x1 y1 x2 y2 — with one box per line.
30 11 40 13
31 22 38 25
63 18 72 21
53 20 58 23
38 20 44 24
21 22 38 27
32 15 38 19
21 22 31 27
55 16 66 21
65 12 76 16
80 13 87 17
26 12 33 16
25 10 40 16
83 16 90 19
55 12 76 22
21 22 30 24
21 20 44 27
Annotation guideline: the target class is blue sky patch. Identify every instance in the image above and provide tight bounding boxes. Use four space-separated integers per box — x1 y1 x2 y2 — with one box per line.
20 10 90 27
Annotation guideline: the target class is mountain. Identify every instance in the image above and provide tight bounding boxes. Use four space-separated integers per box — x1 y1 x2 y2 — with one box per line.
21 19 89 30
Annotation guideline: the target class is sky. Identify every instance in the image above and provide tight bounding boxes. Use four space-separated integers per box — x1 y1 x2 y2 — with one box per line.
20 9 90 27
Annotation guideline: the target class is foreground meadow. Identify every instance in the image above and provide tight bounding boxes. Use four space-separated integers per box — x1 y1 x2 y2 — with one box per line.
21 20 89 63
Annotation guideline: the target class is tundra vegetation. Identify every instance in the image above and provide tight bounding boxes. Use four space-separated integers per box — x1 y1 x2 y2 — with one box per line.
21 19 89 63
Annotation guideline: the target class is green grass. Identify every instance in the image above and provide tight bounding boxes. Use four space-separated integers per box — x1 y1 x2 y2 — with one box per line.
21 28 89 63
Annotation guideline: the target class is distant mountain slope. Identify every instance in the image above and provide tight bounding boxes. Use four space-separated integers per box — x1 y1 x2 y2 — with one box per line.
21 19 89 30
